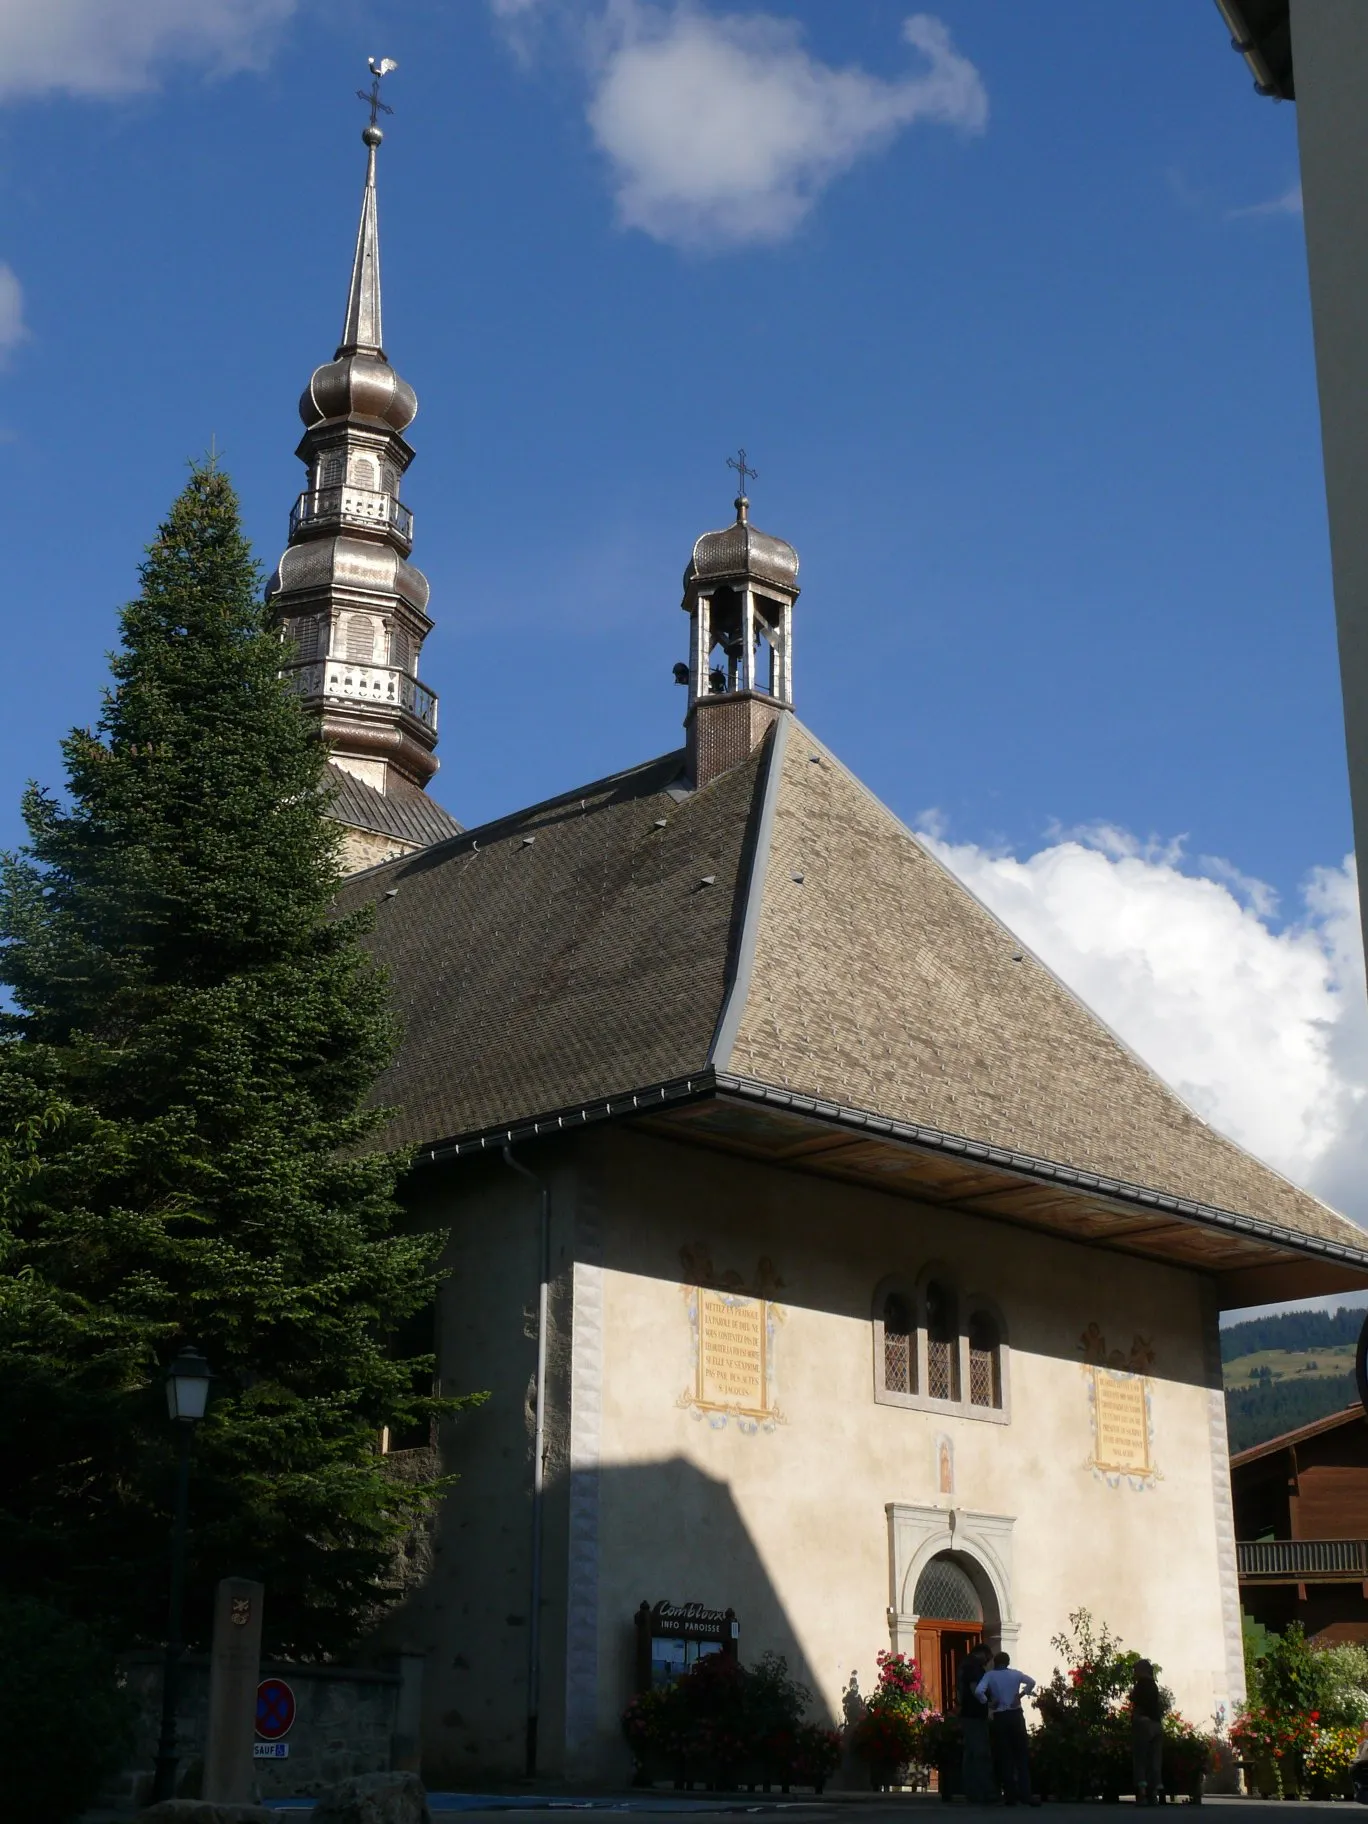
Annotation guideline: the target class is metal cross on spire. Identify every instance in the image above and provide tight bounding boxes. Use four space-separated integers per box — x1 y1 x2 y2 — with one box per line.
727 448 758 499
358 55 398 128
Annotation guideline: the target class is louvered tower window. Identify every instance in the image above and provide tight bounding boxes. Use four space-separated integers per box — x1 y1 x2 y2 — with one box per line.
346 614 376 663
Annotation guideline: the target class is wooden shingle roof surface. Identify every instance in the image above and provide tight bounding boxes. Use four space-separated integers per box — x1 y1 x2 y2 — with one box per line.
341 746 764 1151
728 723 1361 1251
346 715 1364 1258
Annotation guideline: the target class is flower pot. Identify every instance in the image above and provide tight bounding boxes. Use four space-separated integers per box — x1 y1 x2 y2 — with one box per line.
1252 1755 1280 1800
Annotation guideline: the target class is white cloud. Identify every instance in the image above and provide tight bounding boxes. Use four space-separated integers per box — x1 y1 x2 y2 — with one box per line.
0 265 26 361
0 0 297 100
1228 180 1304 221
567 6 986 249
920 822 1368 1234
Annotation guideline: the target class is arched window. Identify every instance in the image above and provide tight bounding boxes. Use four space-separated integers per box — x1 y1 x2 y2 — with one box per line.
926 1278 959 1403
968 1309 1003 1410
872 1273 1010 1423
390 626 411 673
873 1279 917 1407
883 1293 914 1396
350 453 378 490
320 452 345 489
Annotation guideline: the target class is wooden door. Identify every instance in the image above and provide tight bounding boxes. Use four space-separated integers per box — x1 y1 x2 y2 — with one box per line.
915 1622 982 1713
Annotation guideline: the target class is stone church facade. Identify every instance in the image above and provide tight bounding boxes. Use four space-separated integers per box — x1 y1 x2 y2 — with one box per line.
280 114 1368 1787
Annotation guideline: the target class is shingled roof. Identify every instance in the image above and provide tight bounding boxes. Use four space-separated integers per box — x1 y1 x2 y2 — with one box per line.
343 715 1368 1275
326 762 463 849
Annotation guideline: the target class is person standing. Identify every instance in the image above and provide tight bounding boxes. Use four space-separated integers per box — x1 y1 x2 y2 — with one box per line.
1129 1659 1166 1806
958 1643 996 1803
976 1651 1039 1807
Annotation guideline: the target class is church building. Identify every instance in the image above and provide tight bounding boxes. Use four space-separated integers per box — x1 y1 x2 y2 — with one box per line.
274 110 1368 1787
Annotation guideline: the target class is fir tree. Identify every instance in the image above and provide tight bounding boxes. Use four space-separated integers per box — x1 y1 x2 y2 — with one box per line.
0 462 454 1655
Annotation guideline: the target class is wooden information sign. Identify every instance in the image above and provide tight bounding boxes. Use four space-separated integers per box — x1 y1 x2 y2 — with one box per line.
634 1599 740 1691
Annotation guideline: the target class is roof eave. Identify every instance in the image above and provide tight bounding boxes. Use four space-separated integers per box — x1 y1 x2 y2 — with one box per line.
412 1070 1368 1298
1230 1403 1366 1467
1213 0 1295 101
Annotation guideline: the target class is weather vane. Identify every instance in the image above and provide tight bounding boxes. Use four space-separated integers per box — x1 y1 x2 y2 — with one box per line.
727 448 758 499
358 55 398 129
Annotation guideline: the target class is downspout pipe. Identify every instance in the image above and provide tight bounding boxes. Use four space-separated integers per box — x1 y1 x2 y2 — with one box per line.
503 1145 550 1780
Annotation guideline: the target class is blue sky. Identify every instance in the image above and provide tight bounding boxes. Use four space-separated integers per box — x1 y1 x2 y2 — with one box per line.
5 1 1368 1264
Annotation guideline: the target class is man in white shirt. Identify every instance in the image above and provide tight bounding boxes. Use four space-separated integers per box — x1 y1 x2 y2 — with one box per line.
975 1651 1039 1806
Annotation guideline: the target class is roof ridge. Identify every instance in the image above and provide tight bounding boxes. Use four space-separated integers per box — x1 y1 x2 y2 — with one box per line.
708 715 789 1068
337 747 690 881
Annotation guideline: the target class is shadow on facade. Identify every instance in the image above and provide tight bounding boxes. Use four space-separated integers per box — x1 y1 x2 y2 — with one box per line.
376 1449 823 1790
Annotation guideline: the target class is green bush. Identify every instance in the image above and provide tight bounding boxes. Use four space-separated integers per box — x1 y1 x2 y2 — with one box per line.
0 1594 136 1823
1313 1643 1368 1728
622 1651 838 1790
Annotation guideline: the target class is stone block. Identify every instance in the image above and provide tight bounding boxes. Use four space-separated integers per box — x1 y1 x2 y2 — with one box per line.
311 1770 433 1824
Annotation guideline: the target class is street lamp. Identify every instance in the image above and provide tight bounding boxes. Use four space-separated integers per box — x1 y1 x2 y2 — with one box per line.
151 1348 211 1803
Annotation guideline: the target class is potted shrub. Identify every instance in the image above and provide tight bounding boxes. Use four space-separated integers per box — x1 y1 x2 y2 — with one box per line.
849 1650 930 1790
915 1711 964 1800
789 1722 843 1794
1305 1725 1359 1800
621 1650 830 1792
1031 1610 1143 1801
1162 1713 1215 1803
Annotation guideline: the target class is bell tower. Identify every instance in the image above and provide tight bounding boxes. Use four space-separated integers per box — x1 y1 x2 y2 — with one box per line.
680 454 800 788
267 61 460 870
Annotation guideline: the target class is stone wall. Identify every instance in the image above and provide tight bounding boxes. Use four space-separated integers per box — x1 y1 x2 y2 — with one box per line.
115 1652 416 1805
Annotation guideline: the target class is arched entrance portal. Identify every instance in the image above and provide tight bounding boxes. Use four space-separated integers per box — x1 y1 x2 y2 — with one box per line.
912 1553 990 1715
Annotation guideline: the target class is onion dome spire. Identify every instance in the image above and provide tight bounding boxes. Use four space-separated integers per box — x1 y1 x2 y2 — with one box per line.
267 59 461 872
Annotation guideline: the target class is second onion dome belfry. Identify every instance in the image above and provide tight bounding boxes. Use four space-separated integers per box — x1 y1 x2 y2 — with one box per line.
680 476 800 789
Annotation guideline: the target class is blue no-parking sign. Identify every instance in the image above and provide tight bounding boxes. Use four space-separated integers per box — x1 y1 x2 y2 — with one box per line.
255 1677 296 1742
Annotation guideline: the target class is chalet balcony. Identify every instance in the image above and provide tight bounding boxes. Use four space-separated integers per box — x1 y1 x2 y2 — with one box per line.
288 660 437 732
289 485 413 545
1237 1539 1368 1581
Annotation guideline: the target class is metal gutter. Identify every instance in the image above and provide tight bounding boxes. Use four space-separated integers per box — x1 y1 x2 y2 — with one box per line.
711 1071 1368 1272
1212 0 1293 100
420 1072 718 1164
417 1071 1368 1277
707 712 790 1069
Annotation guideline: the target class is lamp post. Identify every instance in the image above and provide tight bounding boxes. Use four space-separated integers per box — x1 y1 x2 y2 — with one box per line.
151 1347 212 1804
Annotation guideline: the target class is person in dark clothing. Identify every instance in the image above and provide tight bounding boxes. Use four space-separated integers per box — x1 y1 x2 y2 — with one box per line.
1128 1659 1166 1805
976 1650 1040 1807
957 1643 996 1803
